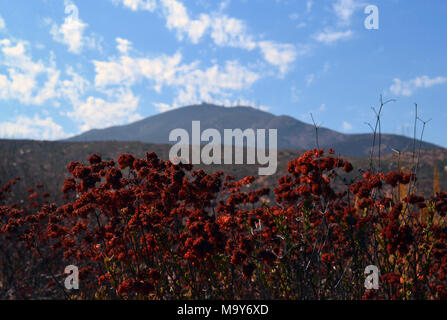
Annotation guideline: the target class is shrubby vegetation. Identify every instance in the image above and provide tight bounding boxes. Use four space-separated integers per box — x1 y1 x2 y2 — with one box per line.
0 148 446 299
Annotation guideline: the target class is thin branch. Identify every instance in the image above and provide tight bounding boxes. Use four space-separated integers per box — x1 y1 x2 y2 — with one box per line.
411 103 418 176
368 95 396 172
310 113 321 150
413 117 432 193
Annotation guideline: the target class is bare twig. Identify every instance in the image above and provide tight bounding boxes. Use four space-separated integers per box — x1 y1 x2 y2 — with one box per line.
310 113 321 150
410 103 418 177
392 148 401 201
412 116 432 194
368 95 396 172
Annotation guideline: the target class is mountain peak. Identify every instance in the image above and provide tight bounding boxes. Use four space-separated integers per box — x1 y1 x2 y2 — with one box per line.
67 104 440 156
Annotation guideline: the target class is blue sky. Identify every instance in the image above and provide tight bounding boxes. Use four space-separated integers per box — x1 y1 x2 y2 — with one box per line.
0 0 446 146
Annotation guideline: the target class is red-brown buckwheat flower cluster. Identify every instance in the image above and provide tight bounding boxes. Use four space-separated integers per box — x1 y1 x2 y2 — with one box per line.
0 149 445 299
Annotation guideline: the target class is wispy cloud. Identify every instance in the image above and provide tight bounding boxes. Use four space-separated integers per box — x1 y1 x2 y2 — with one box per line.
306 1 313 13
50 0 98 54
93 38 260 113
0 37 90 107
389 75 447 96
160 0 212 44
67 88 142 131
0 14 5 31
310 0 359 48
342 120 353 131
0 115 69 140
112 0 157 11
116 37 132 55
210 13 256 50
0 34 97 136
306 73 315 86
112 0 298 75
258 41 298 75
333 0 363 26
314 29 352 44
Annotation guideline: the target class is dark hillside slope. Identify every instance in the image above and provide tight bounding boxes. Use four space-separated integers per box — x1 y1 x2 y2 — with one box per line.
67 104 440 157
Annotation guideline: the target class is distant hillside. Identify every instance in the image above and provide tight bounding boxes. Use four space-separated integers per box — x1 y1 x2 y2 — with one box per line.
67 104 441 157
1 140 446 205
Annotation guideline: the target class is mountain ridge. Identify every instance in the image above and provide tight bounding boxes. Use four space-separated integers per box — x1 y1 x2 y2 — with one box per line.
66 103 441 157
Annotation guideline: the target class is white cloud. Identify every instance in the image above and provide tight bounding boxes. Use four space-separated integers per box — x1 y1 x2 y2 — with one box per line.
306 73 315 86
0 39 60 105
93 39 190 89
342 121 353 131
289 13 299 21
93 38 260 112
0 35 133 134
333 0 362 26
60 67 90 106
0 115 69 140
50 0 97 54
314 29 352 44
114 0 296 74
290 85 301 103
116 37 132 55
173 60 260 106
305 63 329 86
113 0 157 11
258 41 297 75
68 88 142 131
390 75 447 96
306 1 313 13
218 0 230 11
311 0 360 46
158 0 255 49
0 15 6 31
160 0 210 44
210 14 256 50
0 38 91 107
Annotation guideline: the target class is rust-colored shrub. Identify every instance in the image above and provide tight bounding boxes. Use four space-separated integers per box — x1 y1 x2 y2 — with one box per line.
0 149 446 300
